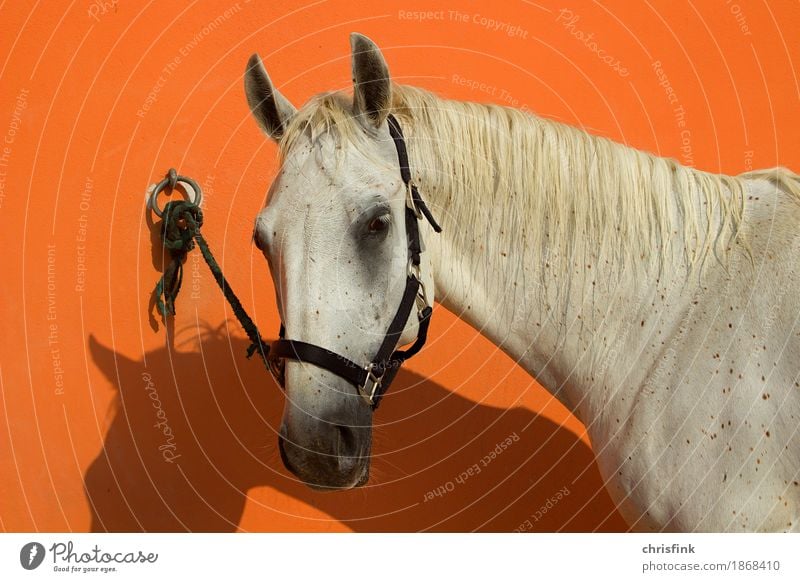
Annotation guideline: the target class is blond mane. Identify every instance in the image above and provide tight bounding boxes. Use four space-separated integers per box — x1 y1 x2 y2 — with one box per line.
278 85 800 282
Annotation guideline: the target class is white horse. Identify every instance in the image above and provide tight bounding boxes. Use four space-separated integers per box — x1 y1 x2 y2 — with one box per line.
246 33 800 531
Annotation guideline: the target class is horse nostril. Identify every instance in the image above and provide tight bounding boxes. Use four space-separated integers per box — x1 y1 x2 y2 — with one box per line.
334 425 360 474
335 424 357 457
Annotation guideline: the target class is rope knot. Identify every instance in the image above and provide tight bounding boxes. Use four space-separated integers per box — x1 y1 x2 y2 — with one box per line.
160 200 203 255
152 200 204 318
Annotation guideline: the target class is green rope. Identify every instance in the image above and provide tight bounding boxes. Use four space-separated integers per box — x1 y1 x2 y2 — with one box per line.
152 199 270 367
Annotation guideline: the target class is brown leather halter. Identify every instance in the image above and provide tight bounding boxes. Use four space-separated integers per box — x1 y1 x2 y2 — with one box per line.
266 114 441 409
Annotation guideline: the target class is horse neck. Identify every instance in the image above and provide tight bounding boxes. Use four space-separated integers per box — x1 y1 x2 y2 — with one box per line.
407 105 694 425
423 218 677 423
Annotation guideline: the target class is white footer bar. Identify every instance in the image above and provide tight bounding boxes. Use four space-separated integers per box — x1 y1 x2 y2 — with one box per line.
1 533 797 581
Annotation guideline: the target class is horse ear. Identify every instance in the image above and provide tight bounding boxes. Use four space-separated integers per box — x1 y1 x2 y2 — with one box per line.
244 53 296 141
350 33 392 128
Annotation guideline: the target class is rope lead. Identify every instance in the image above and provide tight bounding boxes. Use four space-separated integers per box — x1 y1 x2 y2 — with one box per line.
150 178 269 368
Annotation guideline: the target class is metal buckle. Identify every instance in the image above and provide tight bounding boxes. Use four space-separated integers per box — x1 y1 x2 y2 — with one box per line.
361 363 384 406
405 182 423 220
407 260 430 312
415 288 428 313
407 260 421 281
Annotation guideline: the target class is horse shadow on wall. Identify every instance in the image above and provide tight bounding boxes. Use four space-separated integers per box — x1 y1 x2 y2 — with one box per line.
85 329 627 532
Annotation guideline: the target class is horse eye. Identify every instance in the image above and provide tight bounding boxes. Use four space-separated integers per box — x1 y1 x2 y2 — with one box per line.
367 215 390 234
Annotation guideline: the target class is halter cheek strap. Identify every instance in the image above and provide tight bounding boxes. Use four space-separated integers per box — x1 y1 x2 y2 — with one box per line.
268 114 441 409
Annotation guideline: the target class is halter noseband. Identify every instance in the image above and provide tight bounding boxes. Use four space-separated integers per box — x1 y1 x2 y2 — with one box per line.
267 114 442 409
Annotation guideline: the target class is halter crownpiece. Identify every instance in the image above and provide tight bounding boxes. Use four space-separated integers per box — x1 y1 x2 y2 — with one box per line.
268 114 442 409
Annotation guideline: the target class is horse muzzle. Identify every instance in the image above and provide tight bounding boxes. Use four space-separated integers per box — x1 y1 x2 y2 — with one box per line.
278 422 370 490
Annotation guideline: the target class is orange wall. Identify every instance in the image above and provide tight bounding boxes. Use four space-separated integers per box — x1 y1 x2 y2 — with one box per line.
1 0 798 532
